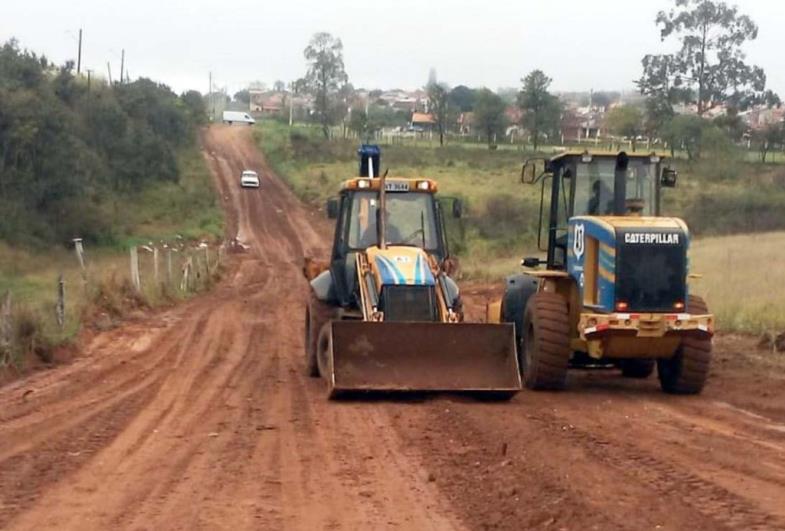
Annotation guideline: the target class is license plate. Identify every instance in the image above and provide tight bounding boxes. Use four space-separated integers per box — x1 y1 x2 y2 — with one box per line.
385 181 409 192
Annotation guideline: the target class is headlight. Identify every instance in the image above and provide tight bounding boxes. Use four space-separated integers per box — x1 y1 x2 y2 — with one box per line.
416 180 430 191
357 179 370 189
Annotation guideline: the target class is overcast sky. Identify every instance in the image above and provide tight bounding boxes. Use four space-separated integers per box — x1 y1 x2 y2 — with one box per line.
4 0 784 97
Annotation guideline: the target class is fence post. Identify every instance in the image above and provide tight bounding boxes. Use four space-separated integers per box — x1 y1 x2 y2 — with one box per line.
73 238 87 283
166 246 173 285
0 292 12 364
180 255 191 292
130 246 141 292
153 246 160 286
56 274 65 330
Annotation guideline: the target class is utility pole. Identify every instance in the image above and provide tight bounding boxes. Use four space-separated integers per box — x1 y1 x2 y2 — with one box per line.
86 69 92 93
289 82 294 127
107 62 113 85
77 29 83 74
209 72 215 121
120 49 125 85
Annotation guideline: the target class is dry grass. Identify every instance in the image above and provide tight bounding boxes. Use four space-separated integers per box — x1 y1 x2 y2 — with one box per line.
690 231 785 334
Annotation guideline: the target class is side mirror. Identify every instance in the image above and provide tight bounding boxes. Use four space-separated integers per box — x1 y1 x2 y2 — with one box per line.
521 162 536 184
521 158 548 184
452 199 463 219
521 257 542 268
326 198 339 219
661 167 678 188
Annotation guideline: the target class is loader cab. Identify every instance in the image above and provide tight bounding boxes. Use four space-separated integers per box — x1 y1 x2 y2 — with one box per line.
326 179 451 307
527 151 675 270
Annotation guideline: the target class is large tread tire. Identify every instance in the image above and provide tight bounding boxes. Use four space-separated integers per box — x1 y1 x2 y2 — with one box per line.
305 293 333 377
316 322 337 398
658 295 712 394
521 292 571 390
620 359 656 378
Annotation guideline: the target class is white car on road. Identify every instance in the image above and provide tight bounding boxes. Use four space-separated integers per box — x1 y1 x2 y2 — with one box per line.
240 170 260 188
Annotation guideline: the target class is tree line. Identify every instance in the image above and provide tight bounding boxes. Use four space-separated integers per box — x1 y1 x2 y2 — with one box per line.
295 0 781 157
0 40 207 246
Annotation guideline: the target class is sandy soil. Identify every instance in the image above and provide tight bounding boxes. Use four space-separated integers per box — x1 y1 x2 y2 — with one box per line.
0 125 783 530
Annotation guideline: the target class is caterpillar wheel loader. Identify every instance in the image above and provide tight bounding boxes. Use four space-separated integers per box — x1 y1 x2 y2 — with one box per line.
304 145 521 399
488 151 714 394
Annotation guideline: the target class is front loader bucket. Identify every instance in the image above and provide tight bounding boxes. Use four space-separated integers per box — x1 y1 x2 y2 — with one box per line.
325 321 521 397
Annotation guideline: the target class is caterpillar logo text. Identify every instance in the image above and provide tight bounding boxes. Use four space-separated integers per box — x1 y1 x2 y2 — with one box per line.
624 233 680 245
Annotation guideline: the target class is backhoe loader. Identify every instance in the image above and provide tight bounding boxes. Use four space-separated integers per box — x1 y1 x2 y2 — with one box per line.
304 145 521 398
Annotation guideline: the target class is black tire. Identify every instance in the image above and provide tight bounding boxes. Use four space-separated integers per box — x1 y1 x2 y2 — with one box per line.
520 292 571 390
316 322 336 397
658 295 712 394
620 359 656 378
305 293 332 377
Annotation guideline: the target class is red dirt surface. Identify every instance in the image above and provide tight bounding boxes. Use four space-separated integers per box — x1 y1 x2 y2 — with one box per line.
0 125 783 530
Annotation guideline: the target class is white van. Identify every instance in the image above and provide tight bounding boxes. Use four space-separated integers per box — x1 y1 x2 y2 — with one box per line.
222 111 256 125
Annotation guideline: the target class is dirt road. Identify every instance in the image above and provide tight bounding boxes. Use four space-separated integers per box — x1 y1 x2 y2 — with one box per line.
1 125 784 530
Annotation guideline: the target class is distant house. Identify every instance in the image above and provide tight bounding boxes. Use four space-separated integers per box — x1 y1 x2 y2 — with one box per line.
561 109 604 142
410 112 436 131
393 97 418 112
742 106 785 131
250 91 286 115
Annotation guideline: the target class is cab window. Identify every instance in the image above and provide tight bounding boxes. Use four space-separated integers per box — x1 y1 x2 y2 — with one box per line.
346 191 439 250
573 159 656 216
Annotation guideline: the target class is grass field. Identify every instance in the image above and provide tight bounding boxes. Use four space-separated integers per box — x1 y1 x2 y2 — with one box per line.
689 232 785 334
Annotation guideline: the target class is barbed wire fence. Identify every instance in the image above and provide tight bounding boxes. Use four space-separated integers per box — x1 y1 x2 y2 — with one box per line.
0 238 227 369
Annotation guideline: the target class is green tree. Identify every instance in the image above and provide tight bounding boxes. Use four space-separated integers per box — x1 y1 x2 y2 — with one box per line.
517 70 561 151
644 93 676 140
233 89 250 105
448 85 475 112
639 0 772 116
663 114 711 160
303 32 348 138
348 107 368 139
367 105 408 130
591 91 617 110
182 90 207 124
752 123 784 163
427 82 451 146
713 108 745 142
0 40 204 245
473 88 507 148
606 105 644 151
